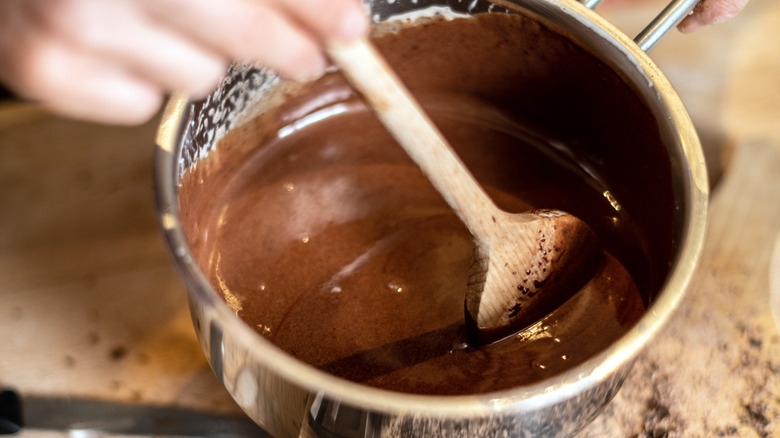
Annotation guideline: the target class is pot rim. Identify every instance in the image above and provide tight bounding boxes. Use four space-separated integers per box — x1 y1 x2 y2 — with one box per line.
154 0 708 417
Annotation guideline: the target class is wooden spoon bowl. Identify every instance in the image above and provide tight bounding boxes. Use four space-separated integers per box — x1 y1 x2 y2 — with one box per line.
328 38 601 346
465 209 601 344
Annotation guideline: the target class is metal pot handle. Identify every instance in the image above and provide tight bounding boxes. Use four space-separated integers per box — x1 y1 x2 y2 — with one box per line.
581 0 701 52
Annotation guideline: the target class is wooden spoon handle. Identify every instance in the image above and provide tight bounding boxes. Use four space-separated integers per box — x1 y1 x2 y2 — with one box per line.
326 38 501 240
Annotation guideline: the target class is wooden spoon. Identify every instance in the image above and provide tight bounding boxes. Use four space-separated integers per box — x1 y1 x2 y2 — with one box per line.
327 38 601 345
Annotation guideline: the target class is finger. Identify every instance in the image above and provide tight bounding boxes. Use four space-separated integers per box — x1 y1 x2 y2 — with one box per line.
678 0 750 32
36 0 228 99
145 0 329 81
266 0 369 42
12 40 163 125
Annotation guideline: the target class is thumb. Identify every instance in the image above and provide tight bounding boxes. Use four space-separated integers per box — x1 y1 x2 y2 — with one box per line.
678 0 750 33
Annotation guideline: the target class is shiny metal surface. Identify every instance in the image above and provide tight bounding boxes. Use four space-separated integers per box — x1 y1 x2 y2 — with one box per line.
154 0 708 436
578 0 701 52
578 0 604 10
0 389 267 437
635 0 701 51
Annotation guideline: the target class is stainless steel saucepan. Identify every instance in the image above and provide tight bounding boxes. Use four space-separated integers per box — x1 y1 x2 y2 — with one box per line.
154 0 708 436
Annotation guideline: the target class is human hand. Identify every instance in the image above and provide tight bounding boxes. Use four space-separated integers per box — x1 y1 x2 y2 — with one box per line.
678 0 750 32
0 0 368 125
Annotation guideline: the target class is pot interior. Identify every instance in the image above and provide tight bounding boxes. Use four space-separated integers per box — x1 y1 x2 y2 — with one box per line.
163 0 697 402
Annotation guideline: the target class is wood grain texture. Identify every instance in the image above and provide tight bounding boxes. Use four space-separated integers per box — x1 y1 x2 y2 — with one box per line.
0 109 242 417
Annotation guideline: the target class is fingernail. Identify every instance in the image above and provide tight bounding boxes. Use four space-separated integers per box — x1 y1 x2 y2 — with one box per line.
294 54 329 82
677 15 705 33
339 6 369 41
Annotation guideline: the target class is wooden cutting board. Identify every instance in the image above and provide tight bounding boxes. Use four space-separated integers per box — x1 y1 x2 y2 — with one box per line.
0 105 243 417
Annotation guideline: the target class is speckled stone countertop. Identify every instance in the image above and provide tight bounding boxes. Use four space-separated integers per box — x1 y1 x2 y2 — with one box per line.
1 0 779 437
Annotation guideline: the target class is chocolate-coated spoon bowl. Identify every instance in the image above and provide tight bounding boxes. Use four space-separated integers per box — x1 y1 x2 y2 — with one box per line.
154 0 707 436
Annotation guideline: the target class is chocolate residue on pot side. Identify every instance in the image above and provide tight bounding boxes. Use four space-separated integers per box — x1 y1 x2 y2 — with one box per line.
179 12 676 395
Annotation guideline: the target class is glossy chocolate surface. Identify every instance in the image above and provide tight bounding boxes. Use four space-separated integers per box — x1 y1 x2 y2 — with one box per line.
180 12 674 395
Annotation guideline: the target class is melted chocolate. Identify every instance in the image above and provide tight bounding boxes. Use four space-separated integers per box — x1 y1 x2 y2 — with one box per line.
179 12 675 395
